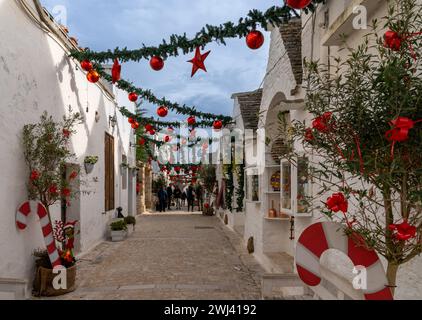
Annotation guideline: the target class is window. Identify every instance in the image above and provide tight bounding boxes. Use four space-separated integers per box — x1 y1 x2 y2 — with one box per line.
105 133 115 211
280 157 312 216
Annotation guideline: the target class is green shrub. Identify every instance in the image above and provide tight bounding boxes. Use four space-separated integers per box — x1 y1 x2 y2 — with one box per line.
110 220 127 231
124 216 136 226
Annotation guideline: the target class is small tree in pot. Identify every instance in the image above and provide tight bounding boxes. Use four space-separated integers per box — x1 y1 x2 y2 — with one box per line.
199 165 216 216
22 111 82 296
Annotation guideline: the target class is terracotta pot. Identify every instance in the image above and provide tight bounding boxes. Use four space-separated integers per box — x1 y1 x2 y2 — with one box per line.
33 265 76 297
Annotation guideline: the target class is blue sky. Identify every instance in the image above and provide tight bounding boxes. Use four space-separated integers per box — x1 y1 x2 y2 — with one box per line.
41 0 276 121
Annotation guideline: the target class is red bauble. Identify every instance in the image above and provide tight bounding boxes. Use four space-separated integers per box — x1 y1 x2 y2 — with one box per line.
128 92 138 102
131 122 140 129
286 0 312 10
149 129 156 135
150 56 164 71
30 170 40 181
87 70 100 83
384 30 402 51
246 31 265 50
213 120 223 130
164 136 171 143
187 116 196 126
157 106 168 117
111 58 121 83
128 117 135 124
145 124 153 132
81 60 93 72
188 47 211 77
139 138 146 145
175 166 181 173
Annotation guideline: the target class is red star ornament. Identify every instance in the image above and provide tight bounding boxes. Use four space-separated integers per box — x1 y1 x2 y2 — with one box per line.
188 47 211 77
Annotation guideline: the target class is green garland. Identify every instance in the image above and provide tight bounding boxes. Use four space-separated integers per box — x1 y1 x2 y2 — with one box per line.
224 162 235 212
70 3 323 63
97 66 232 123
235 163 245 212
119 107 220 128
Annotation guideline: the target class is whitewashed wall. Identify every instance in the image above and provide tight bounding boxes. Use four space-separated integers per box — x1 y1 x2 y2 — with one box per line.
0 0 136 293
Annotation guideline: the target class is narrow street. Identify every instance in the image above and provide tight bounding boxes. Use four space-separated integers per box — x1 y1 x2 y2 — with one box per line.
50 213 264 300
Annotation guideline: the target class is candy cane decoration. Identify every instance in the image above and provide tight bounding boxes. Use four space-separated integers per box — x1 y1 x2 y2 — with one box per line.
16 201 63 268
295 222 393 300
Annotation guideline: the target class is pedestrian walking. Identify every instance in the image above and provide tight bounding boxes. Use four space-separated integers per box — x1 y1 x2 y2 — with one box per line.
187 184 195 212
157 186 168 212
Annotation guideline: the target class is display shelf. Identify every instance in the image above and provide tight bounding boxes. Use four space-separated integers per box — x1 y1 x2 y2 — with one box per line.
264 217 290 221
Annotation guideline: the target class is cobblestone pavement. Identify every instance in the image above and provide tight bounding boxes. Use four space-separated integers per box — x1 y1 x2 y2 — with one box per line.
48 212 265 300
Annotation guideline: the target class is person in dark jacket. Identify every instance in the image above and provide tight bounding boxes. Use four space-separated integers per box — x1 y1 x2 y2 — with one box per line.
187 185 195 212
157 186 168 212
173 186 182 210
195 183 204 211
166 185 173 210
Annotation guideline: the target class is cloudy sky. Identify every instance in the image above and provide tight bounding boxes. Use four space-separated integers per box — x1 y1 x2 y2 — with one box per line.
40 0 276 121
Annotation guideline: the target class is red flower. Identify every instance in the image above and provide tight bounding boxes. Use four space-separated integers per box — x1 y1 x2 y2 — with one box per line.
385 117 415 143
389 221 417 241
30 170 40 181
384 30 402 51
48 185 58 195
326 192 348 213
63 129 71 138
62 188 71 197
312 112 332 133
304 128 314 142
69 171 78 180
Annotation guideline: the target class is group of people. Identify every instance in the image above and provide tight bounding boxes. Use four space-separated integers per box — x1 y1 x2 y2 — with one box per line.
157 183 203 213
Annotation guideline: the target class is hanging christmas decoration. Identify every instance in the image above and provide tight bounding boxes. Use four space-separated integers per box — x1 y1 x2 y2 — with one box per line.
187 116 196 126
139 138 146 145
150 56 164 71
132 122 140 129
188 47 211 77
145 124 153 132
149 129 156 135
111 58 121 83
157 106 168 117
164 136 171 143
286 0 312 10
87 70 100 83
384 30 402 51
128 92 138 102
213 120 223 130
30 170 40 181
80 60 93 72
246 30 265 50
128 117 135 124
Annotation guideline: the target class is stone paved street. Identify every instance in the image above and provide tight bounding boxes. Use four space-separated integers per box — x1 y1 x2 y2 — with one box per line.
47 212 264 300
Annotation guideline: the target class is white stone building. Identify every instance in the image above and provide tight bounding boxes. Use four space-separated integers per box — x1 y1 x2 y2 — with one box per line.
0 1 137 298
224 0 422 299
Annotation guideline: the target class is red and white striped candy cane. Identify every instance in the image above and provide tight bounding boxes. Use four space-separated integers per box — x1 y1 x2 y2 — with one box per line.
295 222 393 300
16 201 63 268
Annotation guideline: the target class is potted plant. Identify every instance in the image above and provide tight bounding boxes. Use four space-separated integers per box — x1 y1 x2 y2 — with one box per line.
199 165 216 216
110 220 127 242
124 216 136 236
84 156 98 174
23 111 82 297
